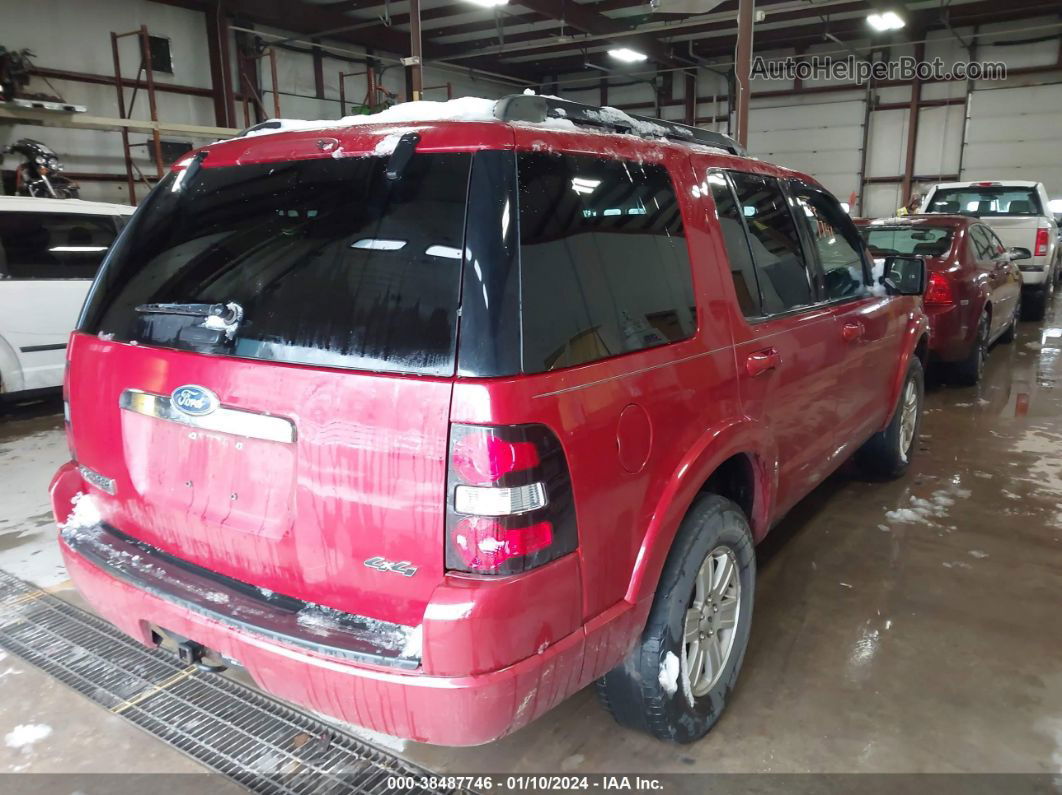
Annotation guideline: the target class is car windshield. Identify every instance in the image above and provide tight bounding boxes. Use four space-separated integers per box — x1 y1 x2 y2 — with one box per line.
861 226 953 257
925 187 1042 217
80 152 471 376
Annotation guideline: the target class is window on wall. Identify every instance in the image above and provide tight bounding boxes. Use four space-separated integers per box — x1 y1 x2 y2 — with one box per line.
728 172 814 313
793 187 868 301
707 171 762 318
516 152 696 373
0 213 120 280
148 36 174 75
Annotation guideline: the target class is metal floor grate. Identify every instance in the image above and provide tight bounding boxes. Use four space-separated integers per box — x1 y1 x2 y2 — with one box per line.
0 569 463 795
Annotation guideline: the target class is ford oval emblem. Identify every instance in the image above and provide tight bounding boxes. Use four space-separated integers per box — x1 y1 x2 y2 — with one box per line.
171 385 219 417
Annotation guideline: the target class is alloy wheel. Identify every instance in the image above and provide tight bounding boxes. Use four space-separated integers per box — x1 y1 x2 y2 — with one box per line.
682 547 741 698
898 377 919 458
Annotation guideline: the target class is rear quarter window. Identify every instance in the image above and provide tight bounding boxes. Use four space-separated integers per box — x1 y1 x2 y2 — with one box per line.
516 152 696 373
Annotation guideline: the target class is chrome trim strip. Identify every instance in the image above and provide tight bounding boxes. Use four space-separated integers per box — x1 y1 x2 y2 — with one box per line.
119 389 296 444
78 464 116 495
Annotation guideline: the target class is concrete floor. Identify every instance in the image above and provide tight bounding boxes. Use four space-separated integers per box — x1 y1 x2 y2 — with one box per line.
1 302 1060 779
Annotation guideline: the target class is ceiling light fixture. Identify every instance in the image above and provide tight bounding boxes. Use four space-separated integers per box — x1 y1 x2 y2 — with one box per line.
464 0 508 7
608 47 649 63
867 10 905 32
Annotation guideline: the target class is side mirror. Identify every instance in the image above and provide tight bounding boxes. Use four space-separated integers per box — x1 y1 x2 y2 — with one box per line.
1007 246 1032 262
881 255 926 296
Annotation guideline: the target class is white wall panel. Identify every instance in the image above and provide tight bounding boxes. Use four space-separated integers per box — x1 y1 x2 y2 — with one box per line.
961 83 1062 196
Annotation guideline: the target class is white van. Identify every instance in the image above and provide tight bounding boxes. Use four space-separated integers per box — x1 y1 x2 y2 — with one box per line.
0 196 134 400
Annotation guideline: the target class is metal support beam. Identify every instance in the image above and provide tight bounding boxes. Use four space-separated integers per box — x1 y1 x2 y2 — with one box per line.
900 40 925 204
205 3 235 127
409 0 424 101
734 0 754 148
312 39 325 99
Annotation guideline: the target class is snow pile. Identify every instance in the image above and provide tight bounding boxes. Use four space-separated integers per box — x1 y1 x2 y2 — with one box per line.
658 651 680 695
236 95 682 145
241 96 498 138
870 257 888 297
4 724 52 752
59 492 102 535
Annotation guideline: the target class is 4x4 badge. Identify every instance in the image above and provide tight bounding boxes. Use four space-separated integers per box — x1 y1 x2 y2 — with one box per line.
364 557 418 577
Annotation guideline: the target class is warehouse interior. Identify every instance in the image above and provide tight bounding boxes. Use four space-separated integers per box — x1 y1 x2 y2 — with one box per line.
1 0 1060 790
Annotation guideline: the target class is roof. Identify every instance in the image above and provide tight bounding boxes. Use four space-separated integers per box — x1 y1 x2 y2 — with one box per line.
927 180 1042 190
0 196 135 216
856 214 973 228
234 94 744 155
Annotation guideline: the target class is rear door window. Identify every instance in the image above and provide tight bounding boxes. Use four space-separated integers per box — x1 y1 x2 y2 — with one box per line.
728 172 815 314
0 212 119 279
516 152 696 373
707 171 762 318
80 153 471 376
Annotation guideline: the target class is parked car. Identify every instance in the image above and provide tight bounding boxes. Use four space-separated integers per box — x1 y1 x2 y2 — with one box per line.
919 180 1060 319
856 214 1024 384
0 196 133 401
50 95 928 746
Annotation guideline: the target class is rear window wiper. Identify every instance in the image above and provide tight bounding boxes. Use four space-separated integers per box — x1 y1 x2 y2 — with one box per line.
135 301 244 338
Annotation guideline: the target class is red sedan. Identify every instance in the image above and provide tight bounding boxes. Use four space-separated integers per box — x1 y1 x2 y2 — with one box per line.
857 214 1024 384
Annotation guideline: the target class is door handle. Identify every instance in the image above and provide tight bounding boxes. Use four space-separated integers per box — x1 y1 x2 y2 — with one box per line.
841 322 864 342
746 348 781 377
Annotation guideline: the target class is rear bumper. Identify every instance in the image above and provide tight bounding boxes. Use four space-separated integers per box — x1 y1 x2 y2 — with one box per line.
1018 255 1054 286
925 304 972 362
51 462 645 746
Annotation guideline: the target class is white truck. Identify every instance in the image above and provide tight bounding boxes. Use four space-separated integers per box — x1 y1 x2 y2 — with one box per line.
0 196 134 401
920 180 1060 319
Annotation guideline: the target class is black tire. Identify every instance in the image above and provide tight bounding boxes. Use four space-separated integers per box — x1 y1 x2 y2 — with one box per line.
1022 279 1053 321
855 355 924 480
952 311 988 386
597 495 755 743
998 296 1019 344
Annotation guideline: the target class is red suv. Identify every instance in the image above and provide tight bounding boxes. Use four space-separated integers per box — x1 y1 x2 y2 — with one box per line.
51 96 928 746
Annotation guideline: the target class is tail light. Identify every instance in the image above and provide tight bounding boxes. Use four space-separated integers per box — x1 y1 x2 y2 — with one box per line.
924 271 955 306
1035 227 1050 257
446 423 576 575
62 358 76 461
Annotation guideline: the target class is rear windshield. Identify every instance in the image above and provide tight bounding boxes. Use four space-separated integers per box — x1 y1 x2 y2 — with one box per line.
925 187 1042 217
0 212 120 280
80 153 471 376
861 226 953 257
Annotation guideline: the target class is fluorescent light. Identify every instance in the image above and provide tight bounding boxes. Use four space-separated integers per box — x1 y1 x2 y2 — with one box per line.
571 176 601 195
867 10 905 31
608 47 648 63
350 238 406 250
464 0 507 7
49 246 107 252
425 245 462 259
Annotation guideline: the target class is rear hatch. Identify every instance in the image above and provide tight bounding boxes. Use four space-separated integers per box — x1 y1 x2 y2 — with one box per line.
66 126 479 629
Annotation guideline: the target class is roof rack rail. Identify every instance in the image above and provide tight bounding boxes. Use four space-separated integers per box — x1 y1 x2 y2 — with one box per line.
494 94 745 156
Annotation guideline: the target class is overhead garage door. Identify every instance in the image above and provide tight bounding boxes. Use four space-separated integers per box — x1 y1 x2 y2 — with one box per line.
961 83 1062 198
747 98 866 205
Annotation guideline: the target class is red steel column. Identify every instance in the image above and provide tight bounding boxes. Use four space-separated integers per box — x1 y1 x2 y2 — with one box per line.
734 0 755 147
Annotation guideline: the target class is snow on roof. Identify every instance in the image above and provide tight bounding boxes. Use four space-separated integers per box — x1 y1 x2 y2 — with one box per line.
240 96 501 138
238 95 687 144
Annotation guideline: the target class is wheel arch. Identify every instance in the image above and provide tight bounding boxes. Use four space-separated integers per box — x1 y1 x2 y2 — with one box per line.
0 334 24 395
624 418 774 606
880 311 930 433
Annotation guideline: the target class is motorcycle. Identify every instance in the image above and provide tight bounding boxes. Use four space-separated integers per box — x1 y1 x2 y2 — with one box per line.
3 138 79 199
